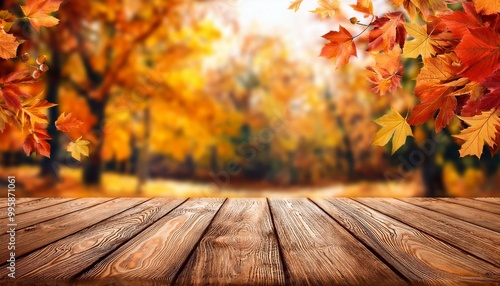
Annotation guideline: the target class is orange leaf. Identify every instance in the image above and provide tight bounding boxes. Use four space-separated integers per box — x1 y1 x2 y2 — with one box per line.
55 112 83 133
349 0 373 15
367 12 406 52
320 26 357 70
288 0 304 11
23 124 51 158
20 0 62 32
473 0 500 15
366 47 404 95
0 30 19 59
1 88 22 110
455 27 500 83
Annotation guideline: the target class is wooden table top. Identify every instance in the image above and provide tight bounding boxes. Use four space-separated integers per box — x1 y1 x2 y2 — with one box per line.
0 197 499 285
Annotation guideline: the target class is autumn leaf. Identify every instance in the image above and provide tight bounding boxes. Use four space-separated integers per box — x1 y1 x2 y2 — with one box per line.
455 27 500 83
1 89 22 110
366 47 404 95
408 54 466 132
373 108 413 154
473 0 500 15
402 22 438 58
454 110 500 158
0 10 16 32
349 0 373 15
20 0 62 32
0 30 19 59
55 112 83 132
67 136 90 161
288 0 304 11
311 0 341 18
20 97 57 131
23 124 51 158
367 12 406 52
320 26 357 70
441 5 482 39
477 70 500 111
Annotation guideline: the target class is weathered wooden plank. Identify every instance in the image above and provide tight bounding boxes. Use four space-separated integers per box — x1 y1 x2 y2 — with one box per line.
78 198 225 285
0 198 186 281
268 198 404 285
475 198 500 205
356 198 500 267
176 198 285 285
9 198 115 230
0 198 75 219
0 198 146 261
401 198 500 232
314 198 500 284
439 198 500 215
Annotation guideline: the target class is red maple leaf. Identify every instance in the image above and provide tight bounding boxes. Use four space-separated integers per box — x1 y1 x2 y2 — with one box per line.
367 12 406 52
23 123 51 158
320 26 357 69
455 27 500 83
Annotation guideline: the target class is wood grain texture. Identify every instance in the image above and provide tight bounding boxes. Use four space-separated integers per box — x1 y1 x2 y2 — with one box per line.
356 198 500 267
475 197 500 205
401 198 500 232
0 198 146 261
0 198 75 218
314 198 500 284
440 198 500 215
176 198 285 285
10 198 113 230
78 198 225 285
0 198 186 280
268 198 404 285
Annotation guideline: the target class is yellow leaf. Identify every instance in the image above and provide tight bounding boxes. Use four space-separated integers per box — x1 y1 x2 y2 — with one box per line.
373 108 413 154
402 23 438 58
67 136 90 161
311 0 341 18
288 0 304 11
454 110 500 158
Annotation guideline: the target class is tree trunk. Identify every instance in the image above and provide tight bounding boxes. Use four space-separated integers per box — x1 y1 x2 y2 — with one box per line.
39 51 61 181
136 107 150 195
82 97 106 185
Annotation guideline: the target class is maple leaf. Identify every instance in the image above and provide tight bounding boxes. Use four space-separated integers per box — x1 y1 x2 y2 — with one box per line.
67 136 90 161
1 88 22 110
455 27 500 83
367 12 406 52
0 10 16 32
320 26 357 70
23 124 51 158
349 0 373 15
474 0 500 15
402 22 438 58
366 47 404 95
373 108 413 154
20 0 62 32
288 0 304 11
441 4 482 39
311 0 341 18
408 53 465 132
55 112 83 132
477 70 500 111
454 110 500 158
0 30 19 59
19 97 57 131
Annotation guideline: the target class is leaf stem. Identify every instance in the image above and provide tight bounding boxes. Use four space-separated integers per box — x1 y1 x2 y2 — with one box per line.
353 15 375 39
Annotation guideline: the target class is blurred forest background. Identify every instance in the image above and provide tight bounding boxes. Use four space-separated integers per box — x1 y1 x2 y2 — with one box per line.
1 0 499 197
